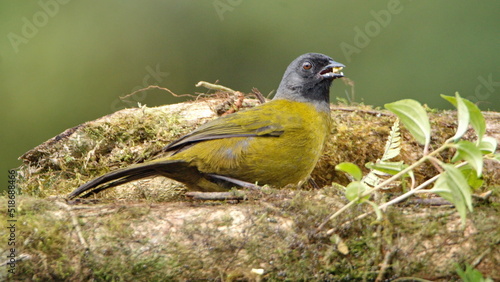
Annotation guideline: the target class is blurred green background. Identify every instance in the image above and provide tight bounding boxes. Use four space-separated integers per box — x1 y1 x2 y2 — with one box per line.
1 1 499 194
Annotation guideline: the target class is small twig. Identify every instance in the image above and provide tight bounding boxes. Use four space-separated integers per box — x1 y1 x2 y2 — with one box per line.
251 87 267 103
120 85 196 100
375 247 398 282
427 155 444 174
195 81 236 93
77 210 119 218
341 77 356 103
0 254 31 267
66 205 105 210
472 190 492 202
423 142 430 156
196 81 257 115
55 201 89 250
405 198 453 206
185 191 246 201
333 107 393 117
392 277 433 282
471 238 500 268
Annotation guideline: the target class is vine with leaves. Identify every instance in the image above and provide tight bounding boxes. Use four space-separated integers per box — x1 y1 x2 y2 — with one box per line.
317 92 499 234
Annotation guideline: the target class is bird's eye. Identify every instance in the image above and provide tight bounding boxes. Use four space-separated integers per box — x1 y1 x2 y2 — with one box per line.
302 61 312 70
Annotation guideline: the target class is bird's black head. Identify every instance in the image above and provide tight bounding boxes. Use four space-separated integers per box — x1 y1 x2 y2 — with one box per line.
274 53 345 112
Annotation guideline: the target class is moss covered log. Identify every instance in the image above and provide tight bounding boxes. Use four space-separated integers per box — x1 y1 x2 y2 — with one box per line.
2 94 499 280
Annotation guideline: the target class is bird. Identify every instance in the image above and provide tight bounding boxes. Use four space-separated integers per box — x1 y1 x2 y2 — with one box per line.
68 53 345 199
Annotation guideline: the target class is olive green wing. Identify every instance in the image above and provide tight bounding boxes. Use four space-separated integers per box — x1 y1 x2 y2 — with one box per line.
164 105 291 152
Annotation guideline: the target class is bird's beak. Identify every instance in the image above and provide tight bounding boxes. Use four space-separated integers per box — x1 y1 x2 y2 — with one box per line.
320 61 345 79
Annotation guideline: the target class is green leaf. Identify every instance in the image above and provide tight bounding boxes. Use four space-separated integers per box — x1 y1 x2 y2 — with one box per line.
381 120 401 161
478 136 498 154
365 161 408 176
441 92 470 142
455 263 493 282
441 93 486 142
363 161 404 188
362 120 404 188
345 181 370 203
460 166 484 190
494 153 500 162
452 141 483 177
366 201 383 223
336 162 363 181
430 164 473 227
443 164 473 212
430 175 467 227
385 99 431 146
362 171 382 187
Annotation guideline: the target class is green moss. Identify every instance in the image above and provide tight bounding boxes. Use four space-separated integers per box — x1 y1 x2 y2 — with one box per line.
2 187 499 281
17 107 187 198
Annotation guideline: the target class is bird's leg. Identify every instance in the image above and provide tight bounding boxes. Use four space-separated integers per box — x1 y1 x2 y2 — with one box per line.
207 174 262 190
308 178 320 189
182 174 262 201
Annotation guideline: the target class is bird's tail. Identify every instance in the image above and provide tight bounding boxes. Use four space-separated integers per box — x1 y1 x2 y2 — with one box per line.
68 160 191 199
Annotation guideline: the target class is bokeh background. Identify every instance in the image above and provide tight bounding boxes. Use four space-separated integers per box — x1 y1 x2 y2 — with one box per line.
1 1 499 193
